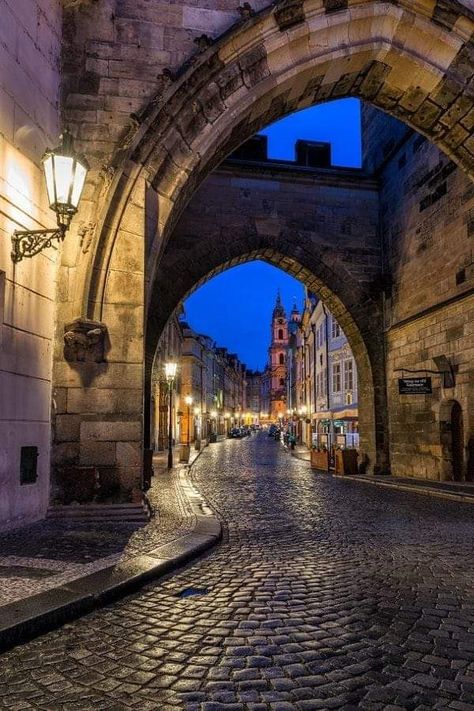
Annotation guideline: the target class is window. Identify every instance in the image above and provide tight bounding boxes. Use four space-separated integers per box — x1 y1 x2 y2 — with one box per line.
317 370 327 398
20 446 39 485
332 363 341 393
278 329 283 340
280 378 285 386
331 318 341 339
344 360 354 391
317 324 324 348
279 353 284 365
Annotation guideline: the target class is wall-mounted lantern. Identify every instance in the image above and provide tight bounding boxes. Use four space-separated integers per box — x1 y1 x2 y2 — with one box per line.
11 129 89 263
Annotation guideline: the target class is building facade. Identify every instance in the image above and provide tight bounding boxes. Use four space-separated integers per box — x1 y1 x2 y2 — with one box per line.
294 294 359 449
263 289 358 449
152 320 252 452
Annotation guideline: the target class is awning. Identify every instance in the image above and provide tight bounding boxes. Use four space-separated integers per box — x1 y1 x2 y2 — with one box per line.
312 408 358 421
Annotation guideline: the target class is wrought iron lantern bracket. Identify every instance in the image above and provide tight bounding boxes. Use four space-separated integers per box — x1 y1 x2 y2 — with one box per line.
11 224 67 263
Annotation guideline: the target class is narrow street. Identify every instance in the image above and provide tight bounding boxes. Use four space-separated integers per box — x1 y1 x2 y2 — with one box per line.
1 434 474 711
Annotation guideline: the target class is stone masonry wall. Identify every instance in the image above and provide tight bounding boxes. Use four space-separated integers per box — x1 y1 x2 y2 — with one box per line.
0 0 62 528
376 118 474 480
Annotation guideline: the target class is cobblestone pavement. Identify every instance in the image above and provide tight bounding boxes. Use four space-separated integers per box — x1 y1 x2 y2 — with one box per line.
0 452 194 605
2 434 474 711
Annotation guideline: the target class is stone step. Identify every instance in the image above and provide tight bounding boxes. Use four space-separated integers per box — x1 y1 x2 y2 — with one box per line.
46 503 151 523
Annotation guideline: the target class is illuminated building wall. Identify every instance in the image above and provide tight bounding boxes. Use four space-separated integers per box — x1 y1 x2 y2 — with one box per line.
0 1 62 529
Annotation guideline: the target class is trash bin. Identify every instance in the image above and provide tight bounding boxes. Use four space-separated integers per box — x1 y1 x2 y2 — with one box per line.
209 433 217 443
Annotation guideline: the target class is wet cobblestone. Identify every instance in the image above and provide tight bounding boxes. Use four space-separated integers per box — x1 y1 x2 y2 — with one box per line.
1 434 474 710
0 456 193 605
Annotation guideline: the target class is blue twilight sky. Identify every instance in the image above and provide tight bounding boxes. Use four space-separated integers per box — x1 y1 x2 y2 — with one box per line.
184 99 362 370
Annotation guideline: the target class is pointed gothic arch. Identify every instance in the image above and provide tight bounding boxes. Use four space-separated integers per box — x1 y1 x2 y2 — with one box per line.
51 0 474 502
79 0 474 320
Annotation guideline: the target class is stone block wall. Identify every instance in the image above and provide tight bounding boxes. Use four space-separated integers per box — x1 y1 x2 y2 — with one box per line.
376 119 474 480
0 0 62 529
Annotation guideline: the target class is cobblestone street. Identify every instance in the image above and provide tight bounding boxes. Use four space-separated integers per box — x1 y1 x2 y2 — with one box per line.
2 434 474 710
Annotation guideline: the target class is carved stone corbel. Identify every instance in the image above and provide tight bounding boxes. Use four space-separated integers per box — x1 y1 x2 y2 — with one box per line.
64 318 108 363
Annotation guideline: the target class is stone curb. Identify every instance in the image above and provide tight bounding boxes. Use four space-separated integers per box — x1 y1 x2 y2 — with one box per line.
336 474 474 505
0 460 222 653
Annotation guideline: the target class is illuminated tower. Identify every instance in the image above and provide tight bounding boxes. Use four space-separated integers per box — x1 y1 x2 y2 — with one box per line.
268 291 288 419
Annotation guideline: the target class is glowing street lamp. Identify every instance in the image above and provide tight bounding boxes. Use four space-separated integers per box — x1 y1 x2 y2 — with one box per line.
165 361 178 468
11 129 89 262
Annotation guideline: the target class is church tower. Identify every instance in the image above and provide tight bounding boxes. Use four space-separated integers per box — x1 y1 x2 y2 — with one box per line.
268 291 288 419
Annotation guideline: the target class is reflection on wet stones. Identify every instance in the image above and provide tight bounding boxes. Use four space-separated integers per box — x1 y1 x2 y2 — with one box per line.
1 433 474 710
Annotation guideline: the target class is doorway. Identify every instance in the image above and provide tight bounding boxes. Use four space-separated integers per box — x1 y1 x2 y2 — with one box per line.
451 402 464 482
440 400 464 482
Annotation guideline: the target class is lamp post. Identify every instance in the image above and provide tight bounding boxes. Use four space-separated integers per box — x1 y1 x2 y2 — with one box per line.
299 405 307 444
194 406 201 449
184 395 193 446
165 361 177 468
11 129 89 262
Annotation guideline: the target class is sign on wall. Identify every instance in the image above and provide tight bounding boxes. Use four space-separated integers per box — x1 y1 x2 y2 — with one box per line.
398 377 432 395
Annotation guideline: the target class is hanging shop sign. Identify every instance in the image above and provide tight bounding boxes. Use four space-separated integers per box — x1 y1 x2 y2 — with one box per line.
398 377 432 395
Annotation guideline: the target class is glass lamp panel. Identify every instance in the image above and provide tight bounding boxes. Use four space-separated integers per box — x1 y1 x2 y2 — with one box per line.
43 155 56 207
53 155 74 206
70 161 87 209
165 362 177 379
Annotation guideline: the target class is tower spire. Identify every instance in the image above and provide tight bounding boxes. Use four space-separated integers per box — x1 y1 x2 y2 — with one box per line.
272 288 285 318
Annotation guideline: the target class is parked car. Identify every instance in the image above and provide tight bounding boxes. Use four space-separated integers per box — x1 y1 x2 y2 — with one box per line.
229 427 242 438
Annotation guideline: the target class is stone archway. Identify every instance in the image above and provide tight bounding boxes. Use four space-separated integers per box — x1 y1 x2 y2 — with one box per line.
142 158 386 473
81 0 474 321
51 0 474 504
146 247 384 476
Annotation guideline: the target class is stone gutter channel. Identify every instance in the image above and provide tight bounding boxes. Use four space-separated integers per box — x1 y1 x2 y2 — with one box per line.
0 460 222 653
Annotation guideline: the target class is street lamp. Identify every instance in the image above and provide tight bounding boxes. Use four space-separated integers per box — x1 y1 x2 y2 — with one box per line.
165 361 178 468
184 395 193 446
11 129 89 262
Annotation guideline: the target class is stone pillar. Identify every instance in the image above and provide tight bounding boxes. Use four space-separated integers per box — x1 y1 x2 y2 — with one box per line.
51 180 145 505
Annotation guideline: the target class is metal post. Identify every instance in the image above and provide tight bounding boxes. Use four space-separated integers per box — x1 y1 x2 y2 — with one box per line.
167 380 173 469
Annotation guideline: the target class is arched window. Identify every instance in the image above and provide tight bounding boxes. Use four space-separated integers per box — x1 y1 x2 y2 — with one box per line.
280 378 285 386
278 328 283 340
279 353 284 365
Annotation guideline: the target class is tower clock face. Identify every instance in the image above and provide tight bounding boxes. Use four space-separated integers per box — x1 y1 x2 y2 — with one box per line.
278 319 283 325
